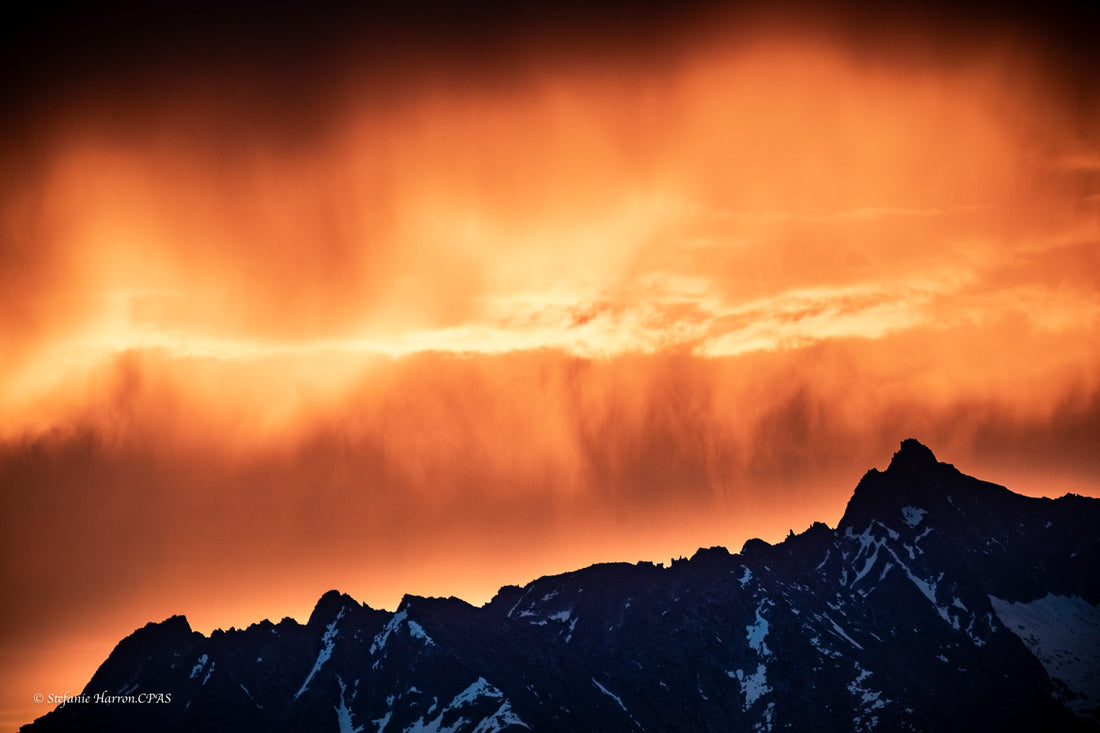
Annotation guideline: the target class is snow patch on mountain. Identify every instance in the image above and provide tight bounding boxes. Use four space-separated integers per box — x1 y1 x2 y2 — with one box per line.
239 683 260 708
848 663 889 732
754 702 776 733
296 607 345 699
407 678 529 733
371 610 405 654
407 619 435 645
591 678 641 730
370 608 435 658
590 678 627 712
739 567 753 587
880 544 953 626
730 663 771 708
747 604 771 657
334 676 364 733
821 613 863 650
372 710 392 733
188 653 208 679
990 594 1100 719
901 506 927 528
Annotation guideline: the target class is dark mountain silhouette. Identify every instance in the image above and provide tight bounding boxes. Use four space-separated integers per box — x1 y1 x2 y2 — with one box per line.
22 439 1100 732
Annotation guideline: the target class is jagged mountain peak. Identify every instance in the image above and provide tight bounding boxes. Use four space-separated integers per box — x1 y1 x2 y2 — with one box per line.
306 589 367 627
398 593 480 621
839 438 970 531
739 535 773 558
887 437 940 473
123 615 195 649
22 441 1100 733
687 544 734 567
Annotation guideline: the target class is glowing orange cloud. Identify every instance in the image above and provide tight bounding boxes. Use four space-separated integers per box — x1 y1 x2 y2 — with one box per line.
3 41 1097 432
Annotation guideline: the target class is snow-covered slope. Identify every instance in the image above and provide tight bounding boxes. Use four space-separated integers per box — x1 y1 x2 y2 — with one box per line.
990 593 1100 719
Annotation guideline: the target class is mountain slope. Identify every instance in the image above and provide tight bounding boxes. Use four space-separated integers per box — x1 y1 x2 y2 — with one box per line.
23 439 1100 732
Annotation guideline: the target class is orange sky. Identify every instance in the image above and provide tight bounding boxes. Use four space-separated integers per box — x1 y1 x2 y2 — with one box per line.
2 2 1098 730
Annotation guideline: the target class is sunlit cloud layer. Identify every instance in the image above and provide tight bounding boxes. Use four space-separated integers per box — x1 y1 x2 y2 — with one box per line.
3 39 1097 426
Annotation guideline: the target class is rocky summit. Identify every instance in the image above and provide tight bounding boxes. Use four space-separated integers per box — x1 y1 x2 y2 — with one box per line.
22 439 1100 732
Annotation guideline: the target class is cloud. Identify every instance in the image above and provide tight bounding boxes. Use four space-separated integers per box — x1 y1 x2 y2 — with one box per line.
4 340 1097 644
1051 153 1100 173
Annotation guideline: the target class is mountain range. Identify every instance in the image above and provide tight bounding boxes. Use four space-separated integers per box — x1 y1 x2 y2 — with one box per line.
22 439 1100 732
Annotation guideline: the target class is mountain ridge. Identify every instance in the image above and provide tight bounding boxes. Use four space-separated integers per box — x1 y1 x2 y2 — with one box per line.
23 439 1100 732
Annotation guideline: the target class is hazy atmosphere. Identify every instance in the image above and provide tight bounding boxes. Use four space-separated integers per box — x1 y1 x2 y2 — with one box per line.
2 1 1097 729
